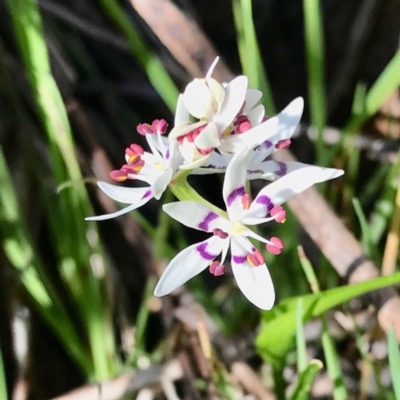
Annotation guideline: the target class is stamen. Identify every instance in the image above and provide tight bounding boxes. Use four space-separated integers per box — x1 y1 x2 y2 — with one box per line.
237 121 251 133
209 261 225 276
212 228 229 239
136 123 153 136
125 148 140 164
130 143 144 155
241 193 251 210
275 139 291 150
270 206 286 223
246 248 264 267
266 237 284 255
110 169 128 182
152 119 168 135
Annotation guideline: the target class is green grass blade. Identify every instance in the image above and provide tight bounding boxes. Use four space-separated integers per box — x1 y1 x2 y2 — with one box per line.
256 271 400 366
389 326 400 400
99 0 178 111
352 197 373 257
303 0 327 163
296 299 307 373
289 360 323 400
232 0 276 114
6 0 116 379
0 347 7 400
321 318 348 399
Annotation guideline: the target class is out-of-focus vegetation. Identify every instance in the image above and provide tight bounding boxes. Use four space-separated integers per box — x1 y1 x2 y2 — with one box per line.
0 0 400 399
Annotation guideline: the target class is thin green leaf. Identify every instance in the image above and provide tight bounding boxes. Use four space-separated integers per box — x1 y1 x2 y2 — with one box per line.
321 319 348 399
98 0 178 111
389 326 400 400
352 197 373 257
296 299 307 373
0 346 7 400
232 0 276 114
303 0 327 164
289 360 323 400
256 271 400 366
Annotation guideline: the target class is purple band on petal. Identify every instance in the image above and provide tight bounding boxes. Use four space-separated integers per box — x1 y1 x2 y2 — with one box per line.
233 255 247 264
263 140 273 149
198 212 218 231
227 186 246 206
165 149 170 160
196 242 217 261
248 169 264 175
141 190 152 199
256 195 274 212
275 161 287 177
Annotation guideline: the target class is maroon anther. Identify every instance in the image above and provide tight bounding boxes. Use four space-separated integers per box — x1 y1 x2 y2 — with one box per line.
209 261 225 276
266 237 284 255
212 228 229 239
152 119 168 134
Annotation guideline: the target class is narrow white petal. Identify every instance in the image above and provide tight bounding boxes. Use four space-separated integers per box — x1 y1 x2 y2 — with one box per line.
244 166 344 219
146 134 163 163
151 169 173 200
223 146 253 220
154 236 226 296
163 201 231 232
212 76 248 133
244 89 263 112
85 197 152 221
247 160 314 181
96 182 151 204
174 94 189 126
230 236 275 310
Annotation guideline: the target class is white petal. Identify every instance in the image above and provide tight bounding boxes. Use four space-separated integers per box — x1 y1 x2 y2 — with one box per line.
85 184 153 221
169 121 205 140
250 97 304 165
244 166 344 219
96 182 152 204
272 96 304 142
191 152 228 175
154 236 226 296
230 236 275 310
247 160 314 181
223 146 253 220
246 104 265 126
151 169 173 200
193 122 220 149
175 94 189 126
219 115 279 154
183 79 216 119
244 89 263 112
212 76 248 133
163 201 231 232
85 200 151 221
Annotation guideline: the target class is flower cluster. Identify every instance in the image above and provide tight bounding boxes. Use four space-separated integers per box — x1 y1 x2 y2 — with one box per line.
86 58 343 310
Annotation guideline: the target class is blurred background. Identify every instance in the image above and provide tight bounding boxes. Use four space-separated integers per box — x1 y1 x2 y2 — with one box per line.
0 0 400 399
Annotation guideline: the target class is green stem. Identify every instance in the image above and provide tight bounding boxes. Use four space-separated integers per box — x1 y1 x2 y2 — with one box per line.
169 173 228 218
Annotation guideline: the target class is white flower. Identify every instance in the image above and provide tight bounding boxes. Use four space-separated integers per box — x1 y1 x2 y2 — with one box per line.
86 120 182 221
169 58 249 169
154 145 343 309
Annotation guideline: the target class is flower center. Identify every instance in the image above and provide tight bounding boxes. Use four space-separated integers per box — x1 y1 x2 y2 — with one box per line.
230 221 246 236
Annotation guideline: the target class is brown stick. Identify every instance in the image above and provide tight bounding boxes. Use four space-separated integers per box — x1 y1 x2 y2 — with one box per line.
129 0 400 340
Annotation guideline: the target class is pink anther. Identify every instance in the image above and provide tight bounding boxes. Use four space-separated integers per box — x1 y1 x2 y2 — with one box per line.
266 237 284 255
